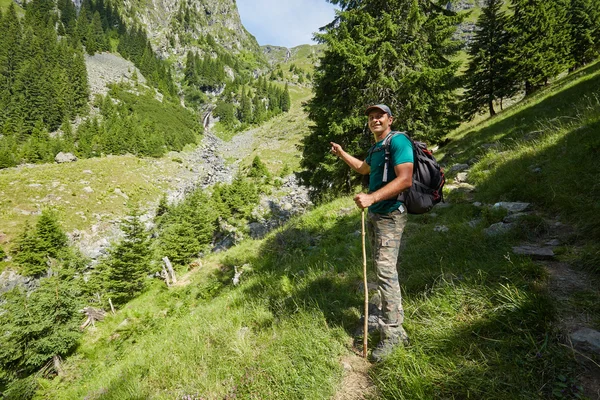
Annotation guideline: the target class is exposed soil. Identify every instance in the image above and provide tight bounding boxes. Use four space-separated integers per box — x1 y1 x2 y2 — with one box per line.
333 352 377 400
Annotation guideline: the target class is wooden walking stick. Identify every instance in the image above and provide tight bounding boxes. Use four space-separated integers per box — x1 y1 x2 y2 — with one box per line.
362 208 368 359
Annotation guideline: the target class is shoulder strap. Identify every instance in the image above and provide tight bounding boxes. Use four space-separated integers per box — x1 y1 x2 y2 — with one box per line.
382 131 404 183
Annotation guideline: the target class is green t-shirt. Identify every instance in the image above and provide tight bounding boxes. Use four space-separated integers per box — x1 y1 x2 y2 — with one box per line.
365 133 414 214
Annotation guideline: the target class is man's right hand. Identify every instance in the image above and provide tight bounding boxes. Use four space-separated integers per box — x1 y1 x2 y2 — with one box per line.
330 142 343 157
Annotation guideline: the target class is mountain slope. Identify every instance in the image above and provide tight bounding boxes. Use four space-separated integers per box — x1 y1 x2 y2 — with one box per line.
113 0 266 67
35 60 600 400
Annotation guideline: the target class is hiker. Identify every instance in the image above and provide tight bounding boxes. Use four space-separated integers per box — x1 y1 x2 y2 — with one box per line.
330 104 414 362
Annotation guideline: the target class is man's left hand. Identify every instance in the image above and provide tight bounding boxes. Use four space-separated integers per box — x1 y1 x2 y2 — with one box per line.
354 193 374 209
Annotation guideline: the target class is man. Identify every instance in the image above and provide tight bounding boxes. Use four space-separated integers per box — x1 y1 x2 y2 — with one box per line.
330 104 413 362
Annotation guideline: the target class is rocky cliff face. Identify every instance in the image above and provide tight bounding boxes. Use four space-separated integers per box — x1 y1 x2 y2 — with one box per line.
113 0 265 65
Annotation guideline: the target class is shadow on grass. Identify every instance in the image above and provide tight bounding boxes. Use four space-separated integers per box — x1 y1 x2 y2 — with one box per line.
472 115 600 245
442 61 600 166
228 189 587 398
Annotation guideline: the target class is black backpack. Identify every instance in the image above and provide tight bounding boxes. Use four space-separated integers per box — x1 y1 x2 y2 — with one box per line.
373 131 445 214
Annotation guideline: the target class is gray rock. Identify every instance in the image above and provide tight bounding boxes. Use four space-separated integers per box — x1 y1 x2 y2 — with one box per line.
448 163 469 173
570 328 600 355
484 222 515 236
468 219 482 228
114 188 129 200
83 186 94 193
434 225 449 233
455 183 476 192
249 222 269 239
545 239 562 246
55 152 78 163
503 212 532 223
455 172 468 183
0 269 35 295
473 202 482 207
512 245 555 260
493 202 531 213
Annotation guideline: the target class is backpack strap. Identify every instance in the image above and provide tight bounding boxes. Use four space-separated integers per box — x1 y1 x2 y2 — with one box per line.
382 131 409 183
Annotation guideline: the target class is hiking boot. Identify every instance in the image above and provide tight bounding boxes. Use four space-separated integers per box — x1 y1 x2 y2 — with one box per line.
370 327 409 363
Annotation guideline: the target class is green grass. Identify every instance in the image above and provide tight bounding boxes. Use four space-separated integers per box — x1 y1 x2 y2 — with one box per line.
38 192 580 399
0 0 22 13
440 60 600 273
0 154 192 253
8 37 600 400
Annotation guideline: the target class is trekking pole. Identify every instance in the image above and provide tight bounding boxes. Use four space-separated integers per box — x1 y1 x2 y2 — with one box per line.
362 208 368 359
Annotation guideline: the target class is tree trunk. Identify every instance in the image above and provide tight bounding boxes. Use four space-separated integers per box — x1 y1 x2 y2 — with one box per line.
488 100 496 116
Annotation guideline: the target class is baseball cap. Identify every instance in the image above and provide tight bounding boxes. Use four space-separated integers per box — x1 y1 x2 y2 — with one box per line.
365 104 393 117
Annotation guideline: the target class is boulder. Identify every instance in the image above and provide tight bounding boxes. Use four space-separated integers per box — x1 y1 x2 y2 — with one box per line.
55 152 78 163
434 225 449 233
511 245 555 260
455 172 468 183
493 202 530 213
448 163 469 173
484 222 515 236
503 212 532 223
570 328 600 355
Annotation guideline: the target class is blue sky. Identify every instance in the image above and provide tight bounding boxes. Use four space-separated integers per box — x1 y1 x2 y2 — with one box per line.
236 0 338 48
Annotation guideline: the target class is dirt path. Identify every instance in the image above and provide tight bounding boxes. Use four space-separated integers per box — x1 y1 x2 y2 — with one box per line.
333 352 377 400
543 259 600 399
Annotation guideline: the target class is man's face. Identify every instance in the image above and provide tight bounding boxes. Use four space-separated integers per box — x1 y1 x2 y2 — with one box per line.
368 110 393 136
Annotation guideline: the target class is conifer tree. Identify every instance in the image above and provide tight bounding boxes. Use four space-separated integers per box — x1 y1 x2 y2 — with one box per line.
252 94 266 124
87 11 108 55
12 209 69 277
281 83 291 112
507 0 571 95
76 5 90 48
568 0 597 69
239 86 252 123
105 208 152 305
0 268 82 380
463 0 513 117
301 0 463 199
184 50 197 85
57 0 77 36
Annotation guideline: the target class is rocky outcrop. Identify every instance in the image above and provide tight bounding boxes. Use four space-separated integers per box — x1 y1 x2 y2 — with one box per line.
115 0 265 65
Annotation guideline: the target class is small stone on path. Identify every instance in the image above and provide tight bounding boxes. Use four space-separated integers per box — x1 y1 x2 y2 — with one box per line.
512 245 555 260
570 328 600 355
484 222 514 236
493 202 530 213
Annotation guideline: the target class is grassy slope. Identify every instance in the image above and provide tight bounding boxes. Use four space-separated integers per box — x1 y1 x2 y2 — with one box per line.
38 62 600 399
238 84 313 175
440 61 600 243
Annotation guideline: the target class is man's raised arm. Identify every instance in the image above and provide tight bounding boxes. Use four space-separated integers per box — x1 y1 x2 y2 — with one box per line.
330 142 370 175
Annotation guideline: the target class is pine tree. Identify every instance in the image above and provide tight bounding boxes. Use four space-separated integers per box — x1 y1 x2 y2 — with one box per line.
159 220 200 267
568 0 597 69
301 0 463 199
76 5 90 49
12 209 69 276
463 0 513 117
87 11 107 55
0 4 23 127
0 268 82 380
105 208 152 305
57 0 77 37
281 83 291 112
507 0 572 95
239 86 253 123
252 94 266 124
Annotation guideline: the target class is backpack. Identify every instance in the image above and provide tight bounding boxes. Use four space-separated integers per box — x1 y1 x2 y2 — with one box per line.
373 131 445 214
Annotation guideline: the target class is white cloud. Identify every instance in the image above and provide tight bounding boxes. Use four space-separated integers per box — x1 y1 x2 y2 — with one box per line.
236 0 337 48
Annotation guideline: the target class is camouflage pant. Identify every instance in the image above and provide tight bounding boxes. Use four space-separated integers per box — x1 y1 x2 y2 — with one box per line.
367 207 408 340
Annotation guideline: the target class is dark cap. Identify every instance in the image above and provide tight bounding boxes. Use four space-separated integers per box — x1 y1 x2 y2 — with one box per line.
365 104 393 117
